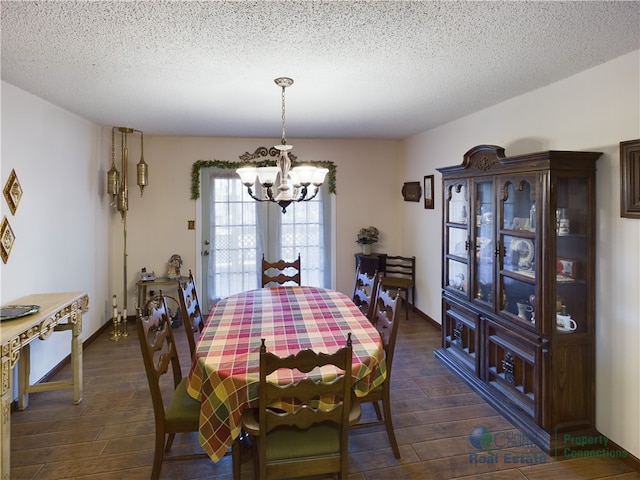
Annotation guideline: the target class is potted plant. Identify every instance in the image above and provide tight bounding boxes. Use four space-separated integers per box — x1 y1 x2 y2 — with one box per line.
356 226 379 254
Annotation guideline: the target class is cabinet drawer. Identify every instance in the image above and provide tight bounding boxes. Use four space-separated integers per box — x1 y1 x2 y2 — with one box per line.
484 320 541 419
442 299 480 375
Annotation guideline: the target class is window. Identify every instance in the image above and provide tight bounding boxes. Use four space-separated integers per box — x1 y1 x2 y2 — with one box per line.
201 168 331 308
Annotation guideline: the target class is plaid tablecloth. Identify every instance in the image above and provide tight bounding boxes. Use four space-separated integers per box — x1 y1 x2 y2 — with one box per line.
186 286 387 462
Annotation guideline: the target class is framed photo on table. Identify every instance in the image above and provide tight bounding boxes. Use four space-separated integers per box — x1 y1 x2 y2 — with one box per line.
423 175 434 209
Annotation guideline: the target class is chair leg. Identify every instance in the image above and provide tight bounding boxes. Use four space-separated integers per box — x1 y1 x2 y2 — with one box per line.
164 432 176 452
382 394 401 459
231 440 241 480
152 430 165 479
403 289 409 321
372 400 383 421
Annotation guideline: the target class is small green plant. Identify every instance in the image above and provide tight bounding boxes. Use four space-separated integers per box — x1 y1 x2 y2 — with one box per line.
355 226 379 245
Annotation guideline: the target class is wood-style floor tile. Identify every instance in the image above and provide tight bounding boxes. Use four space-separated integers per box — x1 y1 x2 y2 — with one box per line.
9 309 638 480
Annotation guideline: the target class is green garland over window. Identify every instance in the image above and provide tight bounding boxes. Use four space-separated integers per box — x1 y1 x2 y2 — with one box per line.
191 159 336 200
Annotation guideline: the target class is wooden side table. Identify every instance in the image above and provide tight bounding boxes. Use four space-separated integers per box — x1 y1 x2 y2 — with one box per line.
136 276 186 311
0 291 89 478
355 253 387 277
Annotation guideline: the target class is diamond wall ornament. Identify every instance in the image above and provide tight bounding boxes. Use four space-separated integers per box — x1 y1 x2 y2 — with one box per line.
3 169 23 215
1 216 16 264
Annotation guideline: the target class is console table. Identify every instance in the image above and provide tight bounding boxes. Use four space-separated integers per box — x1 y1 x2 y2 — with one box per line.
0 291 89 479
136 276 186 312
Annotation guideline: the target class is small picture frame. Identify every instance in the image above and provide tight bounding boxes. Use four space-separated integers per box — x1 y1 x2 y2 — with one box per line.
3 169 23 216
423 175 434 209
1 216 16 264
556 257 576 279
620 139 640 218
401 181 422 202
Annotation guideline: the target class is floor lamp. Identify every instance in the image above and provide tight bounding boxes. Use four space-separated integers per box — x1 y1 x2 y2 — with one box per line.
107 127 148 340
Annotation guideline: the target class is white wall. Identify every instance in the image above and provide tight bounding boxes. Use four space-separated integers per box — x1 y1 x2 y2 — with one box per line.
111 136 403 304
1 82 111 384
402 50 640 459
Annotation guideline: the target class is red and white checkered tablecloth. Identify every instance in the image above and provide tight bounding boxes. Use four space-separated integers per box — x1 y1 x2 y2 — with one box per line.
186 286 387 462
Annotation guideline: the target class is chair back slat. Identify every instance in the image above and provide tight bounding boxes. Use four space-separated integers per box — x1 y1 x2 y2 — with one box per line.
352 264 379 321
372 286 401 373
383 255 415 282
261 253 301 287
137 291 183 416
253 334 353 479
178 269 204 357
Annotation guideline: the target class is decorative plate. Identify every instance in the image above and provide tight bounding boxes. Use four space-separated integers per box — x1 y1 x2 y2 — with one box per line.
1 304 40 321
511 238 534 267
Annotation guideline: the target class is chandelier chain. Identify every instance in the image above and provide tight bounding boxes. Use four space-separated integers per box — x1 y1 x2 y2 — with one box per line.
281 84 287 145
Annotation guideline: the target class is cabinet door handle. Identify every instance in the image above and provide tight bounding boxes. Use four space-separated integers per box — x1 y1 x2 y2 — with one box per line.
465 239 470 251
494 241 500 257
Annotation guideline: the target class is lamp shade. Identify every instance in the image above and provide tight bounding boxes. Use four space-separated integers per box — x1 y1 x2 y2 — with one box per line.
256 167 279 186
312 168 329 186
236 166 258 186
290 165 316 186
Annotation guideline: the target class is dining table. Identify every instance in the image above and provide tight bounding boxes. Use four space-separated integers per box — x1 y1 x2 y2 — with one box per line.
186 285 387 462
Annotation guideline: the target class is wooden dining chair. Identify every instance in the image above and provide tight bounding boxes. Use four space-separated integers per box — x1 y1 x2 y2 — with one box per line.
177 269 204 358
380 254 415 320
352 264 379 322
351 286 402 458
261 253 301 287
137 290 239 480
241 335 360 480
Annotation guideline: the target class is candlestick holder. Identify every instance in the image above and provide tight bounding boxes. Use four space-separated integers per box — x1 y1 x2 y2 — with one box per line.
110 314 122 341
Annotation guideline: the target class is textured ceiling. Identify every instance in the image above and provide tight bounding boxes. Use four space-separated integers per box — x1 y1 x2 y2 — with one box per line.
1 1 639 139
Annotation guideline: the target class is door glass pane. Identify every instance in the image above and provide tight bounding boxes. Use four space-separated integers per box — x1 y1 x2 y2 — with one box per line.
447 258 467 293
474 180 494 306
210 177 258 301
444 181 469 296
555 176 588 334
502 276 536 325
280 196 324 287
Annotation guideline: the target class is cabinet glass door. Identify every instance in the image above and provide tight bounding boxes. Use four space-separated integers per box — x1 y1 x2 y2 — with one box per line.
554 176 589 335
498 176 538 328
473 179 495 307
444 180 469 296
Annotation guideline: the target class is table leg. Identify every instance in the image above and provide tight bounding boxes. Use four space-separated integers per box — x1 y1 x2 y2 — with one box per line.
1 354 12 480
72 316 83 404
17 344 30 411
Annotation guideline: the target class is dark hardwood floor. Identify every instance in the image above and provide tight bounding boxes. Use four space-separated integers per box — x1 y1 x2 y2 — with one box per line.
10 308 639 479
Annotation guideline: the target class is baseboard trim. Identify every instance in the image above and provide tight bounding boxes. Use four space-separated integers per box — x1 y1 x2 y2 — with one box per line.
607 438 640 472
411 306 440 330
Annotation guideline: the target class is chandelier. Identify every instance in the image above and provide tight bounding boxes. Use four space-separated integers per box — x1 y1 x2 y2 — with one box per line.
236 77 328 213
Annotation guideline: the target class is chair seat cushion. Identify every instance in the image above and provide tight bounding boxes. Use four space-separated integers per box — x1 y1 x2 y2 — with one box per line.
165 377 201 430
266 423 340 461
381 277 413 289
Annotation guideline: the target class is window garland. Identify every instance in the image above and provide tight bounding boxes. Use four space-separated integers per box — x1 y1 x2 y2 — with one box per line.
190 159 336 200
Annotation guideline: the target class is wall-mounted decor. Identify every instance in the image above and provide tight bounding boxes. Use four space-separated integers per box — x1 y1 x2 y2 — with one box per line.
1 216 16 264
620 139 640 218
424 175 434 209
3 169 23 215
402 181 421 202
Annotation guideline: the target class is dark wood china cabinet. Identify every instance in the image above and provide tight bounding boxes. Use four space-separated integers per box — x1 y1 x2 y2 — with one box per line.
435 145 602 455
